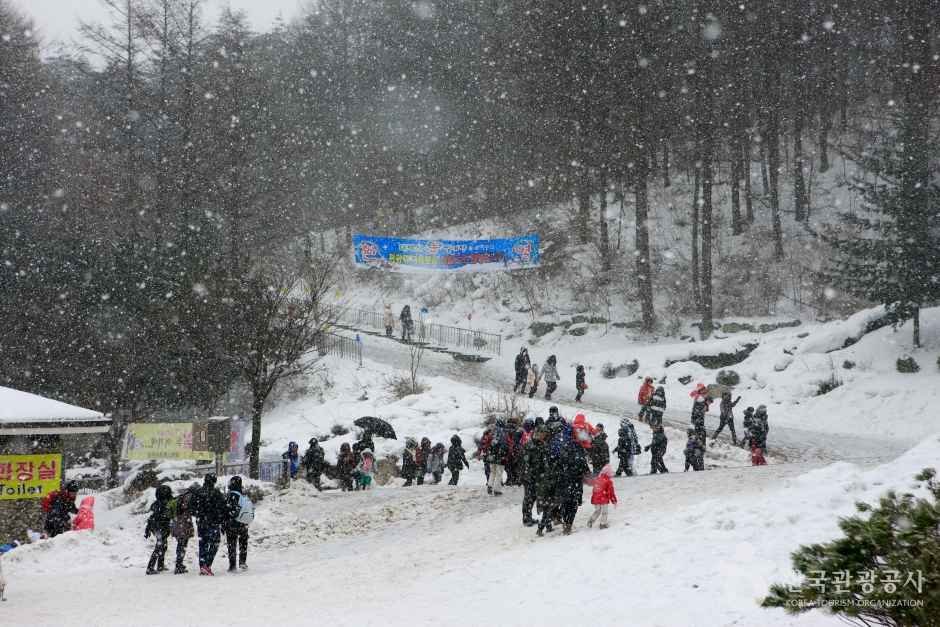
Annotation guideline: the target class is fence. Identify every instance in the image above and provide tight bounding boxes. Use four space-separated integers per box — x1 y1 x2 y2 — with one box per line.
315 330 362 364
334 306 501 355
192 459 289 484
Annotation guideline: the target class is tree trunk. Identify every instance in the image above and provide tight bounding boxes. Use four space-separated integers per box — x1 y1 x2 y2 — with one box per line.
913 307 921 348
731 139 743 235
635 156 655 331
577 167 591 245
818 106 831 173
106 411 129 489
760 141 769 197
700 131 714 339
768 111 784 259
249 393 264 479
599 169 610 271
793 107 808 222
662 142 670 188
742 135 754 224
691 160 701 311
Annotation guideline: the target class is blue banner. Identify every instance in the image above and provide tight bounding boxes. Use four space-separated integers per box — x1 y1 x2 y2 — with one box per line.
352 234 540 273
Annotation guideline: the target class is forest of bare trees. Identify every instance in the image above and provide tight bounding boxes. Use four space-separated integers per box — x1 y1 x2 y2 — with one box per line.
2 0 938 445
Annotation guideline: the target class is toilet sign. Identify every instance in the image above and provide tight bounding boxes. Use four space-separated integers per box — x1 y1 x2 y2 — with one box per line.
0 454 62 500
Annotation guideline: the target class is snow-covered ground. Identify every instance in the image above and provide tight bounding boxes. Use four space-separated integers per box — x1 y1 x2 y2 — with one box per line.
5 422 938 626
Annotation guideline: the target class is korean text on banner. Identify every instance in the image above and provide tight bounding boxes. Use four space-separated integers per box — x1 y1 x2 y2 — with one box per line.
352 234 539 273
0 454 62 500
123 423 210 461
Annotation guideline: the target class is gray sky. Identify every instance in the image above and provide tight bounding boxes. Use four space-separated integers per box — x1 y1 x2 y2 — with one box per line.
10 0 307 50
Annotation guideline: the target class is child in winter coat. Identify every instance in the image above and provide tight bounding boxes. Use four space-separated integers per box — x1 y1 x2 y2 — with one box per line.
614 418 641 477
527 363 541 399
336 443 357 491
645 426 669 474
542 355 559 400
401 439 418 486
224 476 249 572
587 464 617 529
575 365 587 402
354 450 377 489
750 442 767 466
282 441 300 480
713 391 741 444
72 495 95 531
684 429 705 472
415 437 432 485
648 386 667 428
446 435 470 485
383 304 395 337
428 443 446 484
637 377 655 422
172 483 199 574
145 484 174 575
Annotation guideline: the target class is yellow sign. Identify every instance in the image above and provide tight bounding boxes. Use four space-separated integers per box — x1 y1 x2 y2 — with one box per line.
0 454 63 500
123 423 214 461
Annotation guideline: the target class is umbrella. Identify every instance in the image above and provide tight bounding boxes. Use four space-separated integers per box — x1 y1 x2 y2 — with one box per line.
354 416 397 440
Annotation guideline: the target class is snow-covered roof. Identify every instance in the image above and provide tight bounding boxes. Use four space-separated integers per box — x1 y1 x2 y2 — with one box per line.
0 386 107 426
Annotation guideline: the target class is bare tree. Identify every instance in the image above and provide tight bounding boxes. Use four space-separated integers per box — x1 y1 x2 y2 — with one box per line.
220 255 340 478
408 343 426 395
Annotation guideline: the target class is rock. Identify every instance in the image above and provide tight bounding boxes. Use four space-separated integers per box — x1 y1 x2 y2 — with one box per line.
567 324 588 336
716 370 740 386
896 355 920 373
678 375 693 385
842 360 855 370
529 321 555 337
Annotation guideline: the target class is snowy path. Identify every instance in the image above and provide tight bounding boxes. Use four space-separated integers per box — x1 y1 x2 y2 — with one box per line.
6 461 839 627
356 336 912 465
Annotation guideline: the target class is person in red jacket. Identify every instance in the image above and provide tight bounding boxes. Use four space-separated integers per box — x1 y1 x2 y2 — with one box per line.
637 377 655 422
587 464 617 529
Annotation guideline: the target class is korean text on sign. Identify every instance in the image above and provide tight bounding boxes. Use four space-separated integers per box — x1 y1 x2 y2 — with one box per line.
0 454 63 500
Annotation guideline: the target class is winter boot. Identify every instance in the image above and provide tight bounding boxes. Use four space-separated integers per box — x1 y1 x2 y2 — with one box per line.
146 567 159 575
146 555 159 574
174 564 187 574
599 523 609 530
563 523 572 535
239 563 248 571
587 517 593 528
199 566 214 576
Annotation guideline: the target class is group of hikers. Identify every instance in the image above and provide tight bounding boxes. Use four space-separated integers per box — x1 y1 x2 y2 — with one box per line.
281 435 380 491
512 348 574 402
143 473 254 576
635 376 771 470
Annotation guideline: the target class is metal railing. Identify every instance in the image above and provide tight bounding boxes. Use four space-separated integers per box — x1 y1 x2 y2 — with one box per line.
315 330 362 364
333 306 501 355
192 459 290 484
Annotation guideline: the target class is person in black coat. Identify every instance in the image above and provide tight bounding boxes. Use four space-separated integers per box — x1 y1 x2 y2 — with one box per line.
589 425 610 475
713 391 741 444
399 305 414 342
648 386 666 428
415 437 432 485
145 484 174 574
336 443 357 491
302 438 325 490
521 426 549 527
557 438 591 535
645 426 669 474
194 474 227 575
575 365 587 402
513 348 530 393
446 435 470 485
224 476 249 572
401 438 418 486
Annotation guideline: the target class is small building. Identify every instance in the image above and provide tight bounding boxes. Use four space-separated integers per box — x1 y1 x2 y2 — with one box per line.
0 386 110 541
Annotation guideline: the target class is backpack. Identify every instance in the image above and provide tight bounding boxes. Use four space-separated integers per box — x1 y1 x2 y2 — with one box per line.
231 491 254 525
